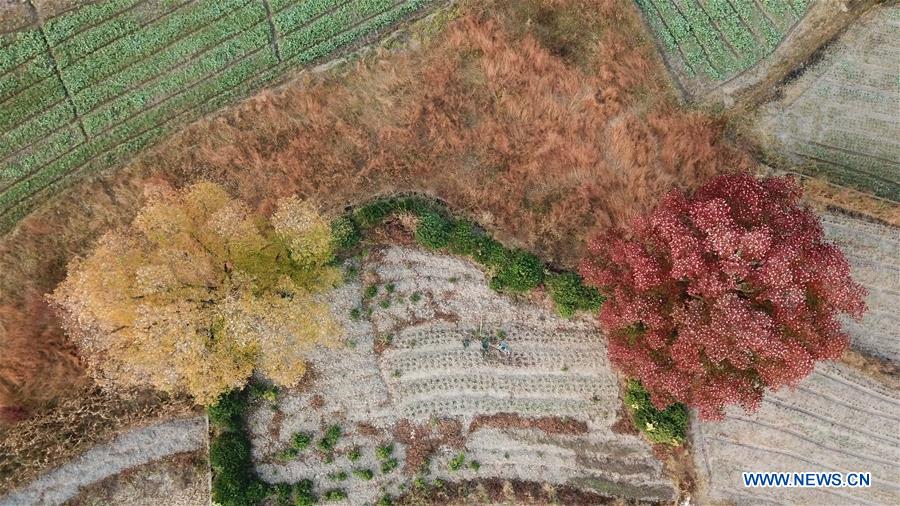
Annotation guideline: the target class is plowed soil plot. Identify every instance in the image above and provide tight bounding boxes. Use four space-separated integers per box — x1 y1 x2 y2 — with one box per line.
821 211 900 363
692 362 900 505
246 246 675 504
754 4 900 201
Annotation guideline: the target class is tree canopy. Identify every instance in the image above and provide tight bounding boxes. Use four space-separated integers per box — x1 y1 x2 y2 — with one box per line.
581 174 867 419
51 182 340 404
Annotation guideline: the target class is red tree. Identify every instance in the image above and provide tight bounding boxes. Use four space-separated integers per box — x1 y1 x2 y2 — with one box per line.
580 174 867 419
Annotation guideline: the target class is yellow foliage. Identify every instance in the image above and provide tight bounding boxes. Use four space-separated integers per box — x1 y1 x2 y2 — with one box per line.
50 182 340 405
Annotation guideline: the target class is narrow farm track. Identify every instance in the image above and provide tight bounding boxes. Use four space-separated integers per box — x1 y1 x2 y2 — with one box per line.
692 361 900 505
246 246 675 504
820 210 900 363
0 417 207 506
755 4 900 200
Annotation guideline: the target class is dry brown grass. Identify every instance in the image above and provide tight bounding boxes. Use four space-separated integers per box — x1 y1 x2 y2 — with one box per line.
0 0 748 432
0 387 195 494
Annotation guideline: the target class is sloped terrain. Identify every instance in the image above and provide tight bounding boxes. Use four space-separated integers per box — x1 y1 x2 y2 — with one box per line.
692 361 900 505
246 246 675 504
754 4 900 200
821 211 900 363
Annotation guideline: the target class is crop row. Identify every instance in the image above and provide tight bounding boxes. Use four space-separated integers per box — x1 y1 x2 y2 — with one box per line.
0 0 434 230
635 0 811 81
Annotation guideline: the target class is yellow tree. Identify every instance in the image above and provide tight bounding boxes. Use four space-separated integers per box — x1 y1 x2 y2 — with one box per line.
50 182 340 404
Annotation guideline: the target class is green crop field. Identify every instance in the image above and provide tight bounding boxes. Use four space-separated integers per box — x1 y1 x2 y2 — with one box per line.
635 0 810 82
0 0 434 232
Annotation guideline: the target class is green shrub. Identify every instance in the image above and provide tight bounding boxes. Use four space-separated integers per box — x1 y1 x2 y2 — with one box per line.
354 199 398 228
328 470 348 481
448 453 466 471
207 390 247 432
275 447 299 461
490 249 544 292
375 443 393 460
294 479 316 506
414 211 452 249
364 284 378 299
625 380 688 446
377 494 394 506
447 219 481 256
209 432 251 473
469 460 480 471
323 489 347 502
545 272 604 317
353 468 374 480
347 446 361 461
274 483 293 506
291 432 312 451
318 425 342 452
331 215 361 251
380 457 399 474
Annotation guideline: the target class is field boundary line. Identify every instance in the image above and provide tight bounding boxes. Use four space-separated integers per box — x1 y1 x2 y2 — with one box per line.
641 0 700 75
793 384 900 423
83 0 407 143
790 150 900 192
722 0 767 42
51 0 150 47
749 0 781 30
728 415 897 467
763 397 900 446
0 106 76 167
0 0 435 221
25 0 87 140
260 0 283 62
58 0 195 74
706 436 894 498
650 0 720 74
76 0 262 116
689 0 743 59
76 0 357 118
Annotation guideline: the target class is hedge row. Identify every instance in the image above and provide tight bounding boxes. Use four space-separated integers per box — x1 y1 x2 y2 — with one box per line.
332 195 604 315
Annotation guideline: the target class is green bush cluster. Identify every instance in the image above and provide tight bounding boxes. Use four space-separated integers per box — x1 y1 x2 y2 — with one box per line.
208 389 270 506
625 380 688 446
545 272 604 317
335 196 564 300
318 424 342 452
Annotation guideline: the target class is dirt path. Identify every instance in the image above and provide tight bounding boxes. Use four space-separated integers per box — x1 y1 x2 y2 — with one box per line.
0 417 207 506
706 0 881 109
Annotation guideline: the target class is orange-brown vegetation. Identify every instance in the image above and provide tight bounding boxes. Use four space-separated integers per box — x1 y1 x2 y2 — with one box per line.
468 413 588 435
0 0 749 423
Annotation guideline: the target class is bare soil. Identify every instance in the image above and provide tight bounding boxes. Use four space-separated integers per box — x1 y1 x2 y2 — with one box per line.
246 245 676 504
692 361 900 505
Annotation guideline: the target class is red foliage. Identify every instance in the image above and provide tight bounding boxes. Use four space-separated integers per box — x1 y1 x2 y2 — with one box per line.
580 174 867 419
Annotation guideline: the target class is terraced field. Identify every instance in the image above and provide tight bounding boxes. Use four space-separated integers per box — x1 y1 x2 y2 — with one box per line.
821 211 900 363
755 4 900 201
0 0 435 232
693 362 900 505
246 246 675 504
634 0 811 90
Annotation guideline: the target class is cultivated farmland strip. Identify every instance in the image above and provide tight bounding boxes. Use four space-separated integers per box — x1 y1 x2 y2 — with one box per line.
42 0 146 45
73 0 263 113
52 0 190 68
